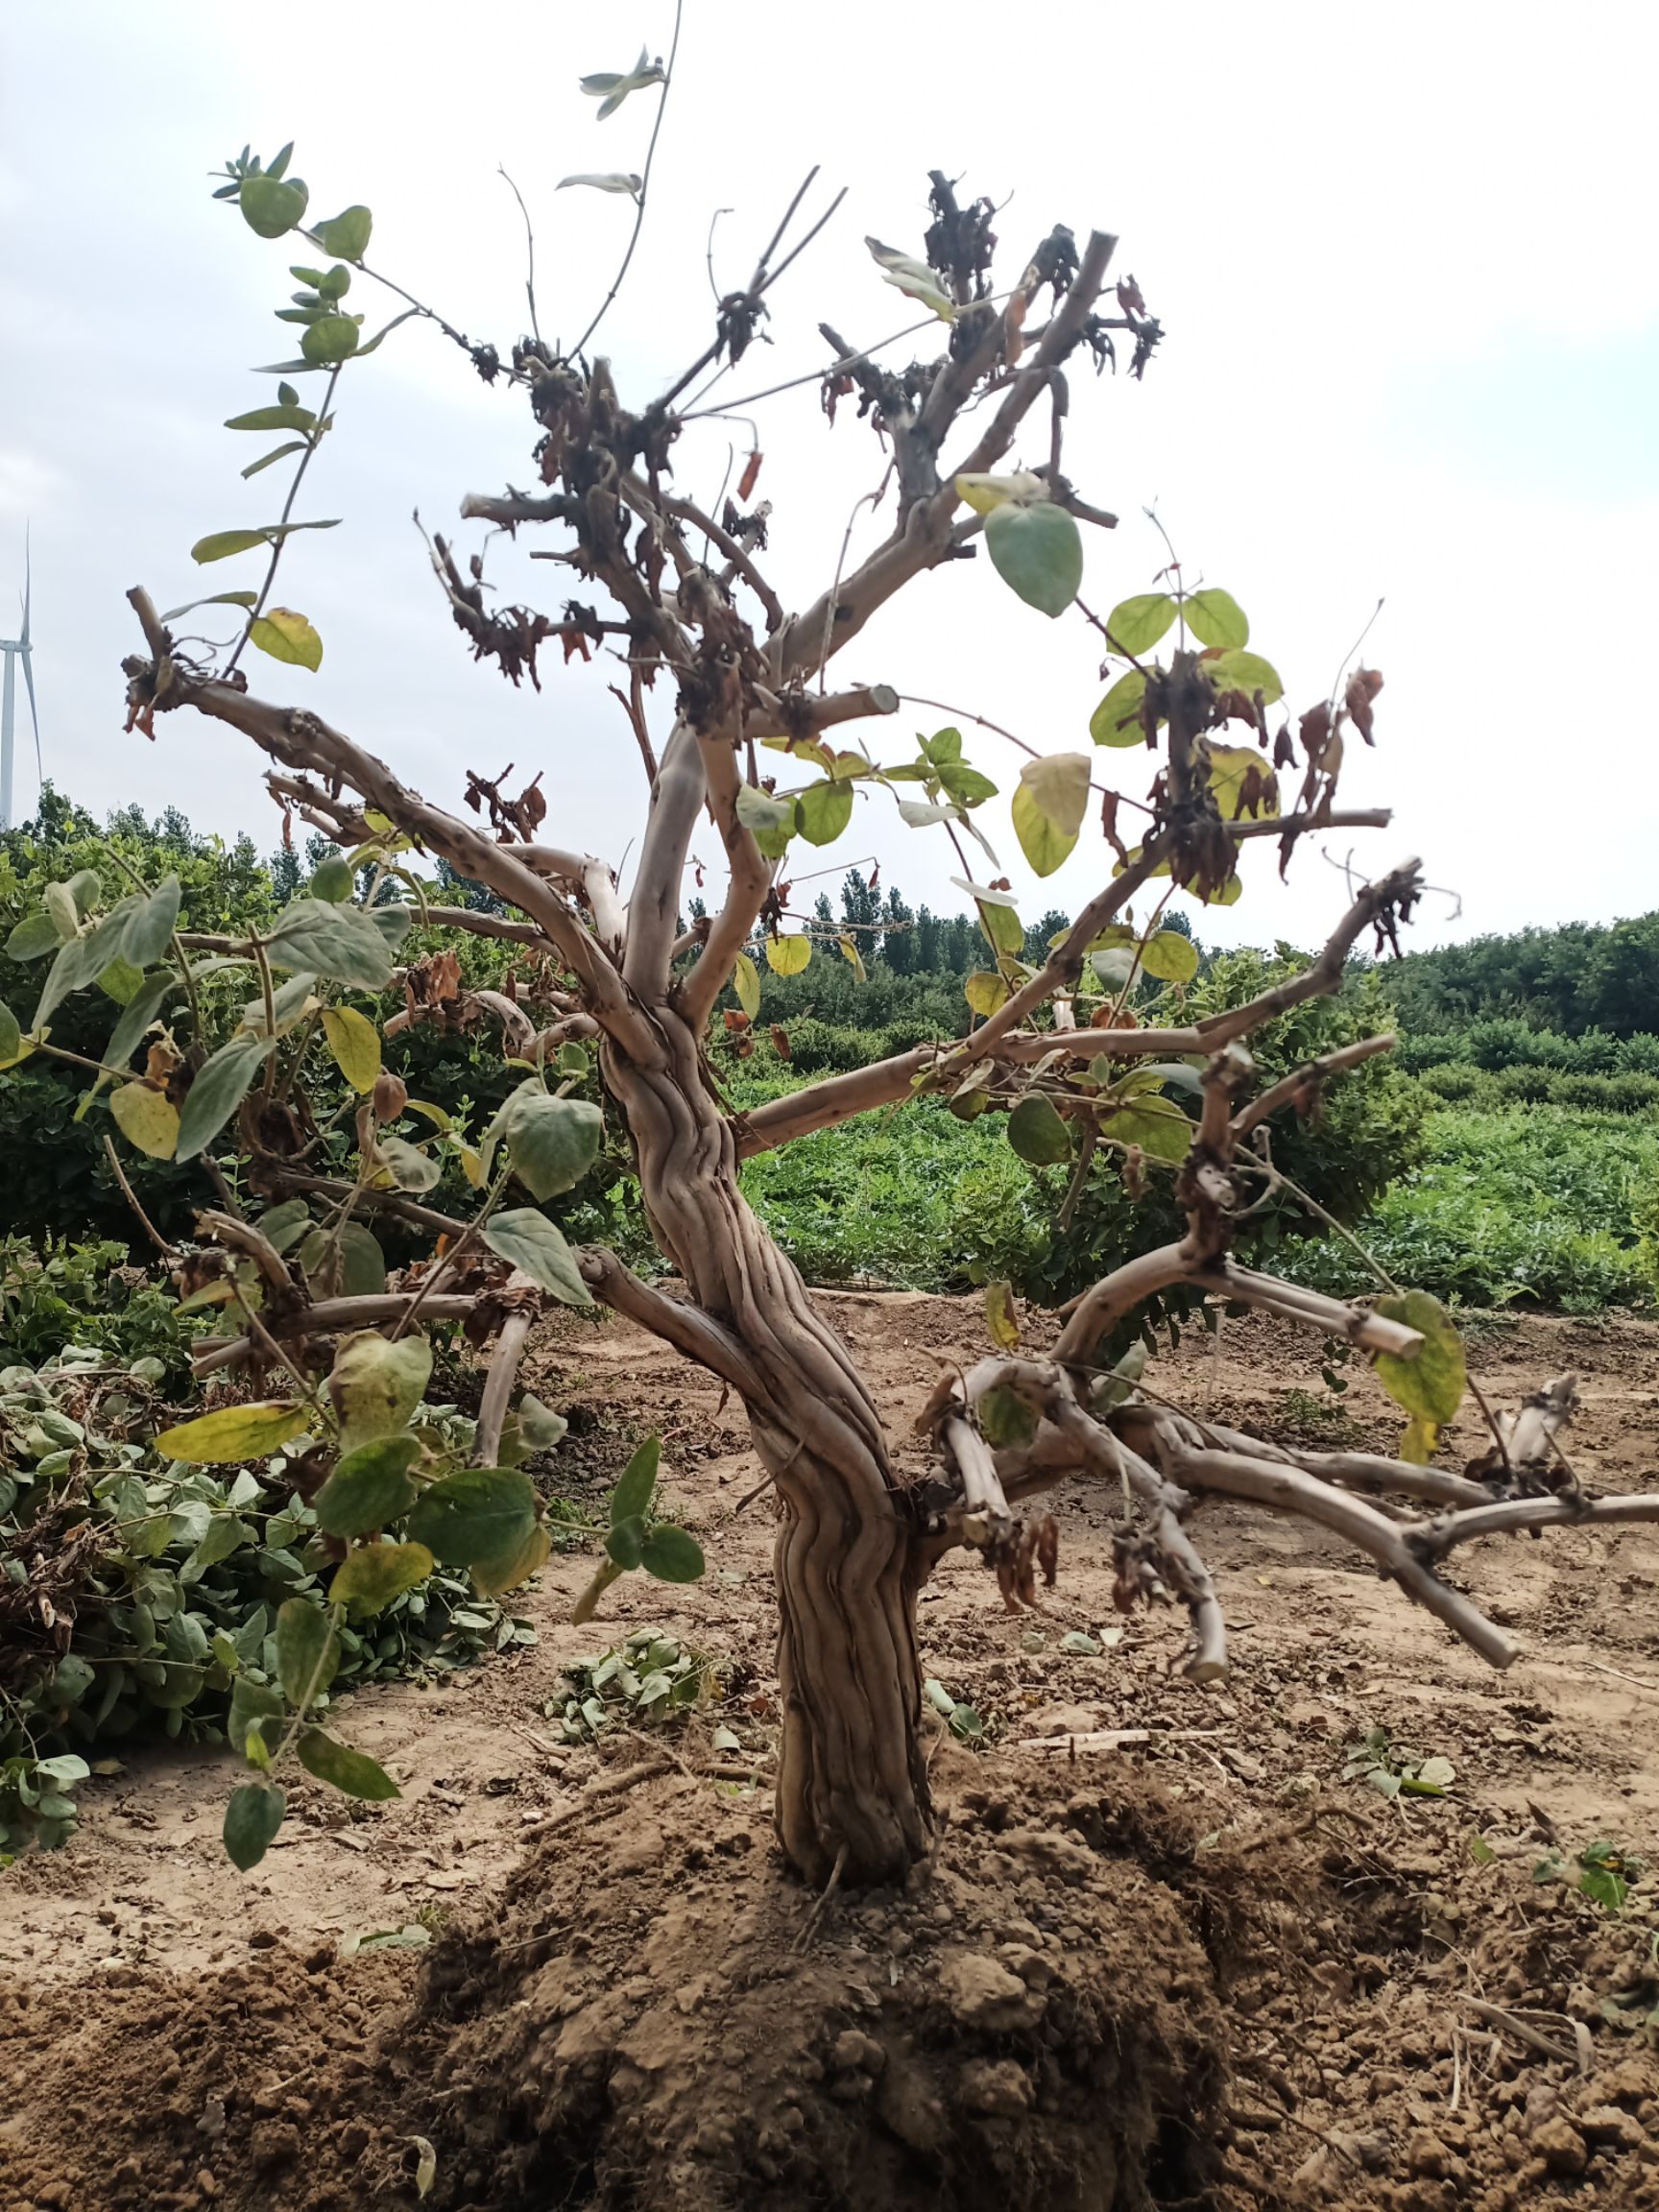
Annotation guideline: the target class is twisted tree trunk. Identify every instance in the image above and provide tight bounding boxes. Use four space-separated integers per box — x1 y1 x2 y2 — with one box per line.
602 1010 932 1885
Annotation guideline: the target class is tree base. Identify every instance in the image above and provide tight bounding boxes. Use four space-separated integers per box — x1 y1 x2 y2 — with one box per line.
418 1752 1234 2212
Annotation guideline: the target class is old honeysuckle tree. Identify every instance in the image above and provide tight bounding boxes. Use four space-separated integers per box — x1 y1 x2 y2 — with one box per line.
13 67 1659 1884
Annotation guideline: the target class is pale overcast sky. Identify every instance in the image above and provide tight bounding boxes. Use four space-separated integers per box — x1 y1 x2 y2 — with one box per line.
3 2 1655 951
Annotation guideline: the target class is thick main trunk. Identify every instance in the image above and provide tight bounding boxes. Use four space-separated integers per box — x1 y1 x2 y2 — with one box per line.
601 1015 933 1885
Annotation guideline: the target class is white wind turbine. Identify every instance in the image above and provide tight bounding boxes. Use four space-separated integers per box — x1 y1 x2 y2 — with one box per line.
1 531 41 832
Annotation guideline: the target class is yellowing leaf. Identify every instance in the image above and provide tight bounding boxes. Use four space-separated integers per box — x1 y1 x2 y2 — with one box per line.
1206 648 1283 706
109 1081 180 1160
251 607 324 672
955 471 1046 517
1090 667 1153 749
965 970 1009 1018
865 237 956 321
795 780 854 847
733 951 762 1020
156 1402 311 1464
323 1005 381 1093
985 1280 1020 1351
836 934 867 982
1012 752 1090 877
1374 1291 1467 1432
766 935 811 976
1204 742 1280 823
1141 929 1199 985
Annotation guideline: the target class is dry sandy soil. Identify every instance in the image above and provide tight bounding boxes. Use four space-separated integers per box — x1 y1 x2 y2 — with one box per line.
1 1297 1656 2210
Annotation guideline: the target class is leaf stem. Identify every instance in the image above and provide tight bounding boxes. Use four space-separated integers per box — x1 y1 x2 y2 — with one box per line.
224 360 345 680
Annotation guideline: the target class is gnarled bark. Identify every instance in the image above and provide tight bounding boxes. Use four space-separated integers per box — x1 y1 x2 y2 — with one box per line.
600 1008 932 1886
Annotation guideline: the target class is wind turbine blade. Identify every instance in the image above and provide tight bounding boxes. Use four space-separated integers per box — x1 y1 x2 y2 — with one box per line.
19 526 29 651
22 648 39 776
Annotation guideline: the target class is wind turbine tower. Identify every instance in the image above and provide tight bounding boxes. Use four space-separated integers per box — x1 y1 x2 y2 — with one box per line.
1 533 41 833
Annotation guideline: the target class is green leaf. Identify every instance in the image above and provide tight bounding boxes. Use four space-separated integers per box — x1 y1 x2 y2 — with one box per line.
315 1434 421 1538
224 1781 286 1870
257 1198 314 1253
297 1730 400 1800
1008 1094 1072 1166
243 440 309 480
1012 753 1090 877
1100 1098 1193 1163
611 1436 661 1526
979 899 1025 959
964 971 1009 1018
251 607 323 671
5 908 60 961
158 589 260 620
119 877 182 968
0 998 19 1063
606 1514 646 1570
276 1597 340 1706
330 1539 435 1617
297 1221 387 1298
240 174 309 238
309 854 355 902
1141 929 1199 984
31 901 141 1028
1374 1290 1467 1456
156 1401 309 1463
766 936 811 976
1105 593 1178 655
734 783 797 860
1206 649 1284 706
176 1036 271 1161
225 404 316 433
300 314 361 365
518 1393 568 1451
983 500 1084 617
979 1385 1037 1449
326 1330 432 1453
1185 589 1249 650
102 951 146 1002
641 1525 705 1582
102 971 178 1078
920 728 963 766
376 1135 440 1191
795 780 854 847
733 951 761 1021
503 1089 604 1202
109 1081 180 1160
407 1467 538 1576
268 899 396 989
936 760 998 808
482 1209 593 1307
322 1004 380 1092
191 529 272 565
228 1677 284 1757
313 205 373 260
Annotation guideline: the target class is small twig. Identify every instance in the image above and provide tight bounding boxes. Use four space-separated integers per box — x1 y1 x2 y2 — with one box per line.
498 167 541 345
1460 1998 1585 2071
568 0 685 359
792 1840 848 1952
102 1135 173 1256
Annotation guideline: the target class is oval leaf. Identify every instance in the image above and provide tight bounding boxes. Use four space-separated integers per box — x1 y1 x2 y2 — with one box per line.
766 935 811 976
1013 753 1091 878
156 1401 309 1464
1007 1094 1072 1166
1090 668 1152 750
407 1466 537 1572
733 951 761 1021
1105 593 1178 655
964 971 1009 1018
984 501 1084 618
224 1781 286 1870
314 205 373 260
1206 649 1284 707
176 1036 270 1161
326 1330 432 1453
330 1539 435 1617
1374 1292 1466 1431
297 1729 401 1800
482 1209 593 1306
1185 589 1249 650
315 1434 421 1539
251 607 324 671
640 1525 705 1583
1141 929 1199 985
610 1436 661 1527
122 877 182 968
323 1004 381 1092
109 1081 180 1160
795 780 854 848
504 1091 604 1202
276 1597 340 1706
300 315 361 366
240 174 308 238
268 899 395 989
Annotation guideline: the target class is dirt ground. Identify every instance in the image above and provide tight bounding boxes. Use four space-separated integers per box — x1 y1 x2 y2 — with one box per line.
1 1297 1656 2210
